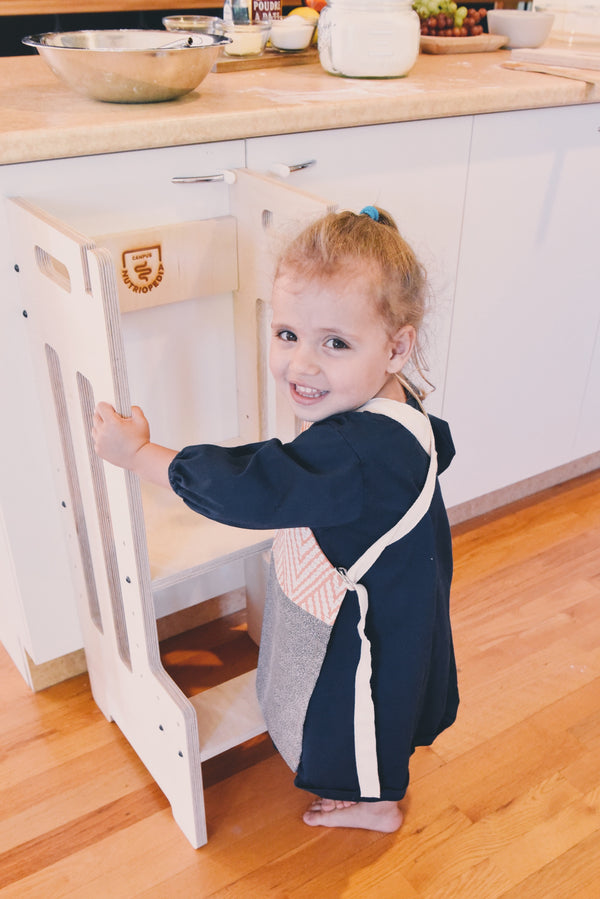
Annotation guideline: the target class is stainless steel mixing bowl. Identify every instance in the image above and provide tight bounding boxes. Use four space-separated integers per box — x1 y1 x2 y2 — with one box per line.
22 30 229 103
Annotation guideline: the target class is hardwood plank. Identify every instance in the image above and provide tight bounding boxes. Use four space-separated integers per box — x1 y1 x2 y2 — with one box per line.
430 718 586 823
399 773 592 896
495 829 600 899
0 741 157 853
0 706 121 789
160 608 258 696
561 744 600 797
289 862 422 898
0 468 599 897
433 645 597 763
492 786 600 887
419 857 513 899
0 784 168 891
0 809 202 899
285 805 471 898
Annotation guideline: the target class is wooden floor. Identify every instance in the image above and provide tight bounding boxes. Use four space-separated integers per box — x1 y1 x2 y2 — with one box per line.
1 470 600 898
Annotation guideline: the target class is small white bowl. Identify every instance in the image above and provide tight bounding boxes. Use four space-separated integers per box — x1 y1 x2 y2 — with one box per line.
223 21 271 57
487 10 555 49
270 18 315 51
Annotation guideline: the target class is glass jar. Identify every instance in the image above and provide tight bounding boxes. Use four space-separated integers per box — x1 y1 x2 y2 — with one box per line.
318 0 420 78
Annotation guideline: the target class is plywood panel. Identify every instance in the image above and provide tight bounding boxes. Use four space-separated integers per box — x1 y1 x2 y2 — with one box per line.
96 217 238 315
9 196 207 848
229 167 336 445
7 169 335 847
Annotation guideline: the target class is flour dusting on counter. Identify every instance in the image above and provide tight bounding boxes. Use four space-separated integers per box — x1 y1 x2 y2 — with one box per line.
237 79 427 105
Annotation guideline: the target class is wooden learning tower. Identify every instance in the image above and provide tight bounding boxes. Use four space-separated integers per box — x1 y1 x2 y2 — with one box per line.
9 169 334 848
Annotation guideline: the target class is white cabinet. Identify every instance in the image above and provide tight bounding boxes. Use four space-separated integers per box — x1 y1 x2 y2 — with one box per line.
246 118 473 416
440 104 600 507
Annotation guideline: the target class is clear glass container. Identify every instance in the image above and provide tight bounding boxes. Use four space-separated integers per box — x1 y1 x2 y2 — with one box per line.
318 0 420 78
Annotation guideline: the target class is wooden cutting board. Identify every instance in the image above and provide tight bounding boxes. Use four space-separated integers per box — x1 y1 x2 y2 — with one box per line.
510 46 600 71
215 45 319 72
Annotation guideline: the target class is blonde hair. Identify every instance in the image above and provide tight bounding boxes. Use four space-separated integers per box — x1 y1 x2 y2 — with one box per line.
275 208 431 395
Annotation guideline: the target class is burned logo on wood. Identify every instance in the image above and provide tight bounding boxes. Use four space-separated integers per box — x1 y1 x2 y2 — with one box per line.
121 245 164 294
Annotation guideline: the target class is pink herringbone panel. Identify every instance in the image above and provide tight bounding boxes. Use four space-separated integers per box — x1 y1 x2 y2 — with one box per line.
273 527 348 625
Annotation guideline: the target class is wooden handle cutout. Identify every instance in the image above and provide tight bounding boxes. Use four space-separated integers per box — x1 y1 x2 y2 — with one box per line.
77 371 132 672
45 343 104 635
35 245 72 293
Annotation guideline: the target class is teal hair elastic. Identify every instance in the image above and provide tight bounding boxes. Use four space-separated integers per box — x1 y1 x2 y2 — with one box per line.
360 205 379 222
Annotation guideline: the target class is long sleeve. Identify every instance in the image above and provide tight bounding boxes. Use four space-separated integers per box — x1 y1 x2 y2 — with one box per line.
167 421 364 530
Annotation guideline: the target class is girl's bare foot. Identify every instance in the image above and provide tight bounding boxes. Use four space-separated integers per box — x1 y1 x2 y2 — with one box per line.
303 798 403 832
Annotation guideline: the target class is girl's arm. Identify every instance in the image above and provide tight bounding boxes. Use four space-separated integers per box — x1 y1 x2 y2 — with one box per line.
92 402 177 489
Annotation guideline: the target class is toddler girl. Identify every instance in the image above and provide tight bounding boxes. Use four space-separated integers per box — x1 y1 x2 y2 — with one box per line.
93 206 458 834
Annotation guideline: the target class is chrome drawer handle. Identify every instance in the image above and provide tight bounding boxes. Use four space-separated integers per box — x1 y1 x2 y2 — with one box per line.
269 159 316 178
171 170 237 184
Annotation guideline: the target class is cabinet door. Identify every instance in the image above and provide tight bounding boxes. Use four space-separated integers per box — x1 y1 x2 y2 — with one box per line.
246 118 472 416
441 105 600 507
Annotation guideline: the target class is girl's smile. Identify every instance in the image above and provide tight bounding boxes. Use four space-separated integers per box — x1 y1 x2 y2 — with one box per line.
292 384 329 403
269 269 415 422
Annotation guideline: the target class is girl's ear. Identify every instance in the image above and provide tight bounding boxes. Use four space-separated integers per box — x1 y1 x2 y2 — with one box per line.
386 325 416 373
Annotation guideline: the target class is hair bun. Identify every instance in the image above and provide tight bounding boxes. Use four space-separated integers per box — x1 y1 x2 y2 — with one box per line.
359 206 380 222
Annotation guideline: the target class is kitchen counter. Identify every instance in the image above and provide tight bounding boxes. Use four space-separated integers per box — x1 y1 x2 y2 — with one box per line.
1 46 599 165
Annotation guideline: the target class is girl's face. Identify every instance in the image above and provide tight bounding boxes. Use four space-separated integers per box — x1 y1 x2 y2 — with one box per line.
269 269 415 422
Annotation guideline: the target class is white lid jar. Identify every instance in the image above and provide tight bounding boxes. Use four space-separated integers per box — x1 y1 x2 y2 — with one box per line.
318 0 420 79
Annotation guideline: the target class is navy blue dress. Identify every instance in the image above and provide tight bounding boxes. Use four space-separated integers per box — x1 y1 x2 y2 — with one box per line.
169 399 459 802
